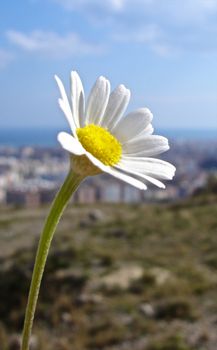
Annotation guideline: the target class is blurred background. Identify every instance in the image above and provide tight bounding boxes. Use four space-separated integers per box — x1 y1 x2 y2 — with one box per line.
0 1 217 349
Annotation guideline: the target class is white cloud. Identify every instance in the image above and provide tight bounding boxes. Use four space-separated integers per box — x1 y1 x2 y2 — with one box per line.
0 49 13 69
6 30 104 58
151 43 175 58
113 24 175 57
52 0 217 19
114 24 161 43
52 0 125 12
51 0 217 56
199 0 217 10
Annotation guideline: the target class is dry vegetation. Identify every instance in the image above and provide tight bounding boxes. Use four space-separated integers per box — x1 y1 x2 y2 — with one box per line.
0 191 217 350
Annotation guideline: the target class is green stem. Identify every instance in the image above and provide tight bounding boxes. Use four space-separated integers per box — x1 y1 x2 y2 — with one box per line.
21 170 84 350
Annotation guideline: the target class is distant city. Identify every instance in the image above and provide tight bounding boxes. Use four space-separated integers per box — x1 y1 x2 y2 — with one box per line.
0 133 216 207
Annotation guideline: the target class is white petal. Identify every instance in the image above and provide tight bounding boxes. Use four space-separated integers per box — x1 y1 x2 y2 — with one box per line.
115 164 166 189
145 124 154 135
101 84 131 131
85 152 147 190
85 76 110 125
120 157 176 180
138 174 165 188
105 167 147 190
122 135 169 157
113 108 153 143
57 132 85 155
55 75 76 136
70 71 85 128
122 123 154 142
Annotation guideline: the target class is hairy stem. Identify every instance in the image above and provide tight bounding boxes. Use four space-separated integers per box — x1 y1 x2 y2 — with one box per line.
21 170 84 350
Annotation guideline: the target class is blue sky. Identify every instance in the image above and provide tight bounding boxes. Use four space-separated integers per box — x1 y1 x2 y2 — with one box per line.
0 0 217 130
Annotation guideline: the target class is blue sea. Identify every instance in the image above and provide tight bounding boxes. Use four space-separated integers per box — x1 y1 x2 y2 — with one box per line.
0 127 216 147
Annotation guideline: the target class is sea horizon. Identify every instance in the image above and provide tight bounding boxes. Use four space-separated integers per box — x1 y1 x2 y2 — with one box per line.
0 127 216 147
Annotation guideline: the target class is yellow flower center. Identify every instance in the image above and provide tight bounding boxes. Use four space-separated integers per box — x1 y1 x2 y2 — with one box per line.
77 124 122 166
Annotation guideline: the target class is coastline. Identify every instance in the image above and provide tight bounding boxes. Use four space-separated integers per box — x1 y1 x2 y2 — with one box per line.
0 127 216 147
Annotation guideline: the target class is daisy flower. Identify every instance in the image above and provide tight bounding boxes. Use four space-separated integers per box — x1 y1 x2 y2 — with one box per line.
55 72 175 190
21 72 176 350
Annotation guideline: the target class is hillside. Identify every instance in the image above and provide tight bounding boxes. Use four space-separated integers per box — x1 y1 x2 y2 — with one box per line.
0 194 217 350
